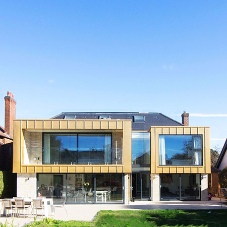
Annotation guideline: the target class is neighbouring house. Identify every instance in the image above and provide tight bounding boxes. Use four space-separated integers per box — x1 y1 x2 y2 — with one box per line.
0 92 17 198
13 111 210 203
208 166 220 196
215 139 227 171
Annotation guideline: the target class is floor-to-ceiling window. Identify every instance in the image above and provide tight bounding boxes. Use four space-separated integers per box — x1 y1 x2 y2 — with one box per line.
37 173 123 204
160 174 201 201
132 132 150 200
43 133 113 165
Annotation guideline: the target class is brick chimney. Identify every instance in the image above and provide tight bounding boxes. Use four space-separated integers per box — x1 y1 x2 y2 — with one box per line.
4 91 16 138
181 111 189 126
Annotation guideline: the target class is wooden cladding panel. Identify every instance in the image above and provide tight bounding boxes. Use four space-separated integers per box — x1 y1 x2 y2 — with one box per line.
60 121 68 129
85 121 93 129
44 121 51 129
117 121 123 129
60 166 68 172
85 166 92 173
27 166 35 173
68 166 76 173
101 121 108 129
109 167 117 173
117 166 123 173
52 166 60 173
21 166 27 173
101 166 108 172
68 121 76 129
76 166 84 172
170 128 177 134
77 121 84 129
150 126 210 174
109 121 117 129
93 121 101 129
20 165 125 174
170 167 177 173
43 166 51 172
184 167 190 173
93 166 101 173
191 128 198 134
52 121 60 129
177 127 184 134
35 166 43 172
163 128 169 135
35 121 43 129
184 127 191 135
18 119 129 130
27 121 35 129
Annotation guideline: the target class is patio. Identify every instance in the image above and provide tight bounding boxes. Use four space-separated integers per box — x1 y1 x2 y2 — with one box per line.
0 197 226 227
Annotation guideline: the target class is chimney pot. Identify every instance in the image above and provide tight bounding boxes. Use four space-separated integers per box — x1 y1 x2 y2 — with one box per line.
181 111 189 126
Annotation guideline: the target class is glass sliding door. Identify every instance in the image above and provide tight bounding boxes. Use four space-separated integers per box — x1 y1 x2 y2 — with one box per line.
37 173 123 204
181 174 200 200
160 174 201 201
132 173 150 201
38 174 67 204
96 174 123 203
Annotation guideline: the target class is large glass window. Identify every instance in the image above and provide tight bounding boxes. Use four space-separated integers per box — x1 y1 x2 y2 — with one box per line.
37 173 123 204
132 132 150 167
78 134 111 164
160 174 201 201
43 133 112 165
159 135 203 166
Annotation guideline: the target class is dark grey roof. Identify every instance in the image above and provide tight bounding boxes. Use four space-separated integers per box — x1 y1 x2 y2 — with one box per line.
215 139 227 169
52 112 182 131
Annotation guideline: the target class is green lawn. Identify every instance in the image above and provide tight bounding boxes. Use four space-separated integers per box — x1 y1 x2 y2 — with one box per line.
25 209 227 227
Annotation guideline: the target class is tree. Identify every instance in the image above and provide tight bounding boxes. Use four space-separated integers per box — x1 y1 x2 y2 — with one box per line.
211 149 219 167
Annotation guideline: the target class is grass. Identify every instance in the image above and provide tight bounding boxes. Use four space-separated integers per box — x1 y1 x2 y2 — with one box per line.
24 209 227 227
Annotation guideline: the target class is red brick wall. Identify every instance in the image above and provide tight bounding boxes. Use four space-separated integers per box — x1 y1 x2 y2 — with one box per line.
181 112 189 126
4 92 16 138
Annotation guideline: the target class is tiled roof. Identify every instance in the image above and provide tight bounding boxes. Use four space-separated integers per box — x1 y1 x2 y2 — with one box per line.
0 126 12 140
52 112 182 131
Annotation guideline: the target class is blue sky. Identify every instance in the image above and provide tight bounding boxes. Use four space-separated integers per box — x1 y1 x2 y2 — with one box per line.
0 1 227 150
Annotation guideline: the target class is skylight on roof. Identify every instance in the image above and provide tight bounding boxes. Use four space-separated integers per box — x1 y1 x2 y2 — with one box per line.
99 115 111 119
133 116 145 122
64 115 76 119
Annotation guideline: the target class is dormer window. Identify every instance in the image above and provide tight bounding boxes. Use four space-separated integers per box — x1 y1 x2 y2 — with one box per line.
64 115 76 119
133 116 145 122
99 115 110 119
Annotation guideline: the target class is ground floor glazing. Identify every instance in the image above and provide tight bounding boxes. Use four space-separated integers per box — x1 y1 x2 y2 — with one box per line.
37 173 123 204
17 173 207 203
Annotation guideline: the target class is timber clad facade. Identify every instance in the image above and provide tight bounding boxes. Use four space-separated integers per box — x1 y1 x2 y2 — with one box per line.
13 112 211 204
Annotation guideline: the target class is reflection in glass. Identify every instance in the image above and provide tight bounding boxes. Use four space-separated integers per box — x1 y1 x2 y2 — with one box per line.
160 174 201 201
132 133 150 166
37 173 123 204
43 133 113 165
78 134 111 164
159 135 203 166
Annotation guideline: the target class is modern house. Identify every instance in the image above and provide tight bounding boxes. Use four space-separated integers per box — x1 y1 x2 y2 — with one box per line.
13 111 210 203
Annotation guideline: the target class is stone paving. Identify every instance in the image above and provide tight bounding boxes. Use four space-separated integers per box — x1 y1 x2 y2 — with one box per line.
0 197 226 227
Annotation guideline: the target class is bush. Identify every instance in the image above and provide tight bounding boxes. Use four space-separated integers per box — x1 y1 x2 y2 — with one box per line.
219 167 227 188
